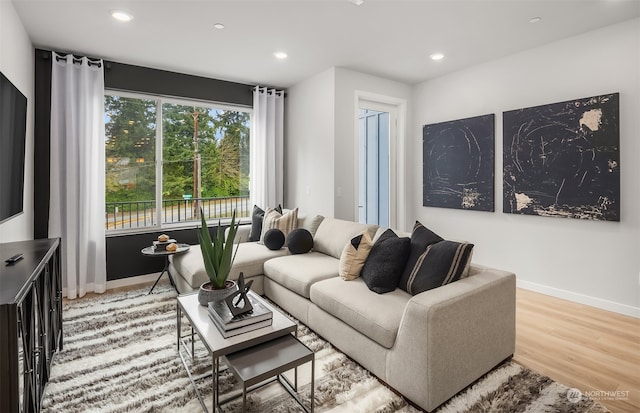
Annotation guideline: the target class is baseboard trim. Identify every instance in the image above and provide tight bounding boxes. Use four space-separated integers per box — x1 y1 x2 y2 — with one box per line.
517 279 639 318
106 273 161 290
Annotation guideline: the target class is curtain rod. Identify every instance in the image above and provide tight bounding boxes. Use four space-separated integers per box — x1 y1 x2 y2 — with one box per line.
55 54 102 68
41 51 109 69
252 86 286 97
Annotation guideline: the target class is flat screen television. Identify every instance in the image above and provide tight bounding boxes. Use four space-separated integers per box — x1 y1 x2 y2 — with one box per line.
0 71 27 224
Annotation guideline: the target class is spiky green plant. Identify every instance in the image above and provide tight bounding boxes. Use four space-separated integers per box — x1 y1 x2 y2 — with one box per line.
196 208 239 289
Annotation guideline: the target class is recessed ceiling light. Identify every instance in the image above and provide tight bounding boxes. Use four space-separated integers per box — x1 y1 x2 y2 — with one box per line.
529 17 542 24
274 51 288 60
111 10 133 22
349 0 365 5
430 53 445 61
213 23 225 30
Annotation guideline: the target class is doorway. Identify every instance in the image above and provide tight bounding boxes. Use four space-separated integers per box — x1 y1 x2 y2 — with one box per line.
358 108 390 226
355 92 406 229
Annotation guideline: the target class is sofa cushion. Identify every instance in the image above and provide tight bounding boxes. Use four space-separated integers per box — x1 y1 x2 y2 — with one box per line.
314 218 377 259
226 224 251 244
310 277 411 349
361 229 411 294
403 240 475 295
264 252 339 298
398 221 444 292
171 242 288 289
339 230 373 281
297 213 324 237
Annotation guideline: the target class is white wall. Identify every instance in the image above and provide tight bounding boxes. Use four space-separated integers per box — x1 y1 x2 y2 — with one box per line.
284 67 336 216
333 67 412 221
286 67 412 221
411 19 640 316
0 1 34 242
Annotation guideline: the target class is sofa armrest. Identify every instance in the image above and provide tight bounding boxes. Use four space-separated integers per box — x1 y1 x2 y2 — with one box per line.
386 267 516 411
225 223 252 244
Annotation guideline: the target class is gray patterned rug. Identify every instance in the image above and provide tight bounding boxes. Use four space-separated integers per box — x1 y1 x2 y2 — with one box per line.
41 285 608 413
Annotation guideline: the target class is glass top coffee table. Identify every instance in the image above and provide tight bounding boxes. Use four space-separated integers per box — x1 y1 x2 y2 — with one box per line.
176 291 314 413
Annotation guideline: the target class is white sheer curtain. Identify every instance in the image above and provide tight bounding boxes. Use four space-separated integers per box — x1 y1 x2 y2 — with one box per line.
250 86 284 208
49 52 106 299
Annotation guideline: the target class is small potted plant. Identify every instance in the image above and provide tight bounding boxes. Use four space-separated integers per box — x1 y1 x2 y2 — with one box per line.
196 208 240 306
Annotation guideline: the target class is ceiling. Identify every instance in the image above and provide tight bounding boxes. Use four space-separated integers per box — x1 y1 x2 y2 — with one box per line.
12 0 640 88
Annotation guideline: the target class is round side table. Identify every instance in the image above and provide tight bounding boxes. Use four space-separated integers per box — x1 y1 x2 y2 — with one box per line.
142 243 190 294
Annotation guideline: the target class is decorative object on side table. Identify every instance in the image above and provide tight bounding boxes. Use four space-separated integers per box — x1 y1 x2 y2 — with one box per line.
196 207 240 306
153 233 176 251
224 272 254 317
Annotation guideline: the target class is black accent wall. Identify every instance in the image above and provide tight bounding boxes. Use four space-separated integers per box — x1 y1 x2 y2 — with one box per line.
33 49 254 280
106 225 227 281
104 61 253 106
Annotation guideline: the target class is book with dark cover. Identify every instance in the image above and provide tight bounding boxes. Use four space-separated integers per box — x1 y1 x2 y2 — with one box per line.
208 313 273 338
207 293 272 331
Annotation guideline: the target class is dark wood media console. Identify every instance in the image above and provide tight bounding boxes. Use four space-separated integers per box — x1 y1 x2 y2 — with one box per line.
0 238 63 413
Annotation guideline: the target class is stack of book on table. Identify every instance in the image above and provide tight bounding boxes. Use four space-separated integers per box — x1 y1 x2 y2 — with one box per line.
207 293 273 338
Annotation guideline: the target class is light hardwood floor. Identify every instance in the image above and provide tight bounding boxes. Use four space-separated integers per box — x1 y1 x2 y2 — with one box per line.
76 282 638 412
514 288 640 413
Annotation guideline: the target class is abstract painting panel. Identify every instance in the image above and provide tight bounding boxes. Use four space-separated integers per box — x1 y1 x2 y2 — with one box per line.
503 93 620 221
423 114 495 211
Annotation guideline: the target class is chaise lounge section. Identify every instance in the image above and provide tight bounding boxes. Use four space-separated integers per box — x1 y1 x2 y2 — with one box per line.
169 214 516 412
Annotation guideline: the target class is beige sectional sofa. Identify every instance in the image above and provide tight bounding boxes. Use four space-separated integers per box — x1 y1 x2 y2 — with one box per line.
169 215 516 412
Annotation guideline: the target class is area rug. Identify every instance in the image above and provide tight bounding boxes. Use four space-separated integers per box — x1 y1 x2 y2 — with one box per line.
41 286 608 413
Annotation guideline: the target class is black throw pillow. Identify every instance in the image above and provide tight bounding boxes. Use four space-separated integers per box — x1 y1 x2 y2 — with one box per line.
250 204 282 242
263 228 285 250
398 221 444 293
286 228 314 254
403 240 474 295
360 229 411 294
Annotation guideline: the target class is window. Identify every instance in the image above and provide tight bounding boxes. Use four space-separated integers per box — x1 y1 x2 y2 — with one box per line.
105 92 250 231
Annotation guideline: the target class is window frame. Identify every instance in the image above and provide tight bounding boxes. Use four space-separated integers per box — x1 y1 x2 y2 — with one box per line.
104 89 252 234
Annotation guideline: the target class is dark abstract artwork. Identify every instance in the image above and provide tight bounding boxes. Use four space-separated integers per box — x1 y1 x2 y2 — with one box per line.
423 114 495 211
503 93 620 221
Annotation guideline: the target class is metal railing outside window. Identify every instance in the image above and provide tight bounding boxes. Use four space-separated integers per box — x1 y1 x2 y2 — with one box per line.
105 195 250 230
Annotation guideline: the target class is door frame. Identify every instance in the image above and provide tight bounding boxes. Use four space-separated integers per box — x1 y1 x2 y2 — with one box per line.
354 91 407 230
